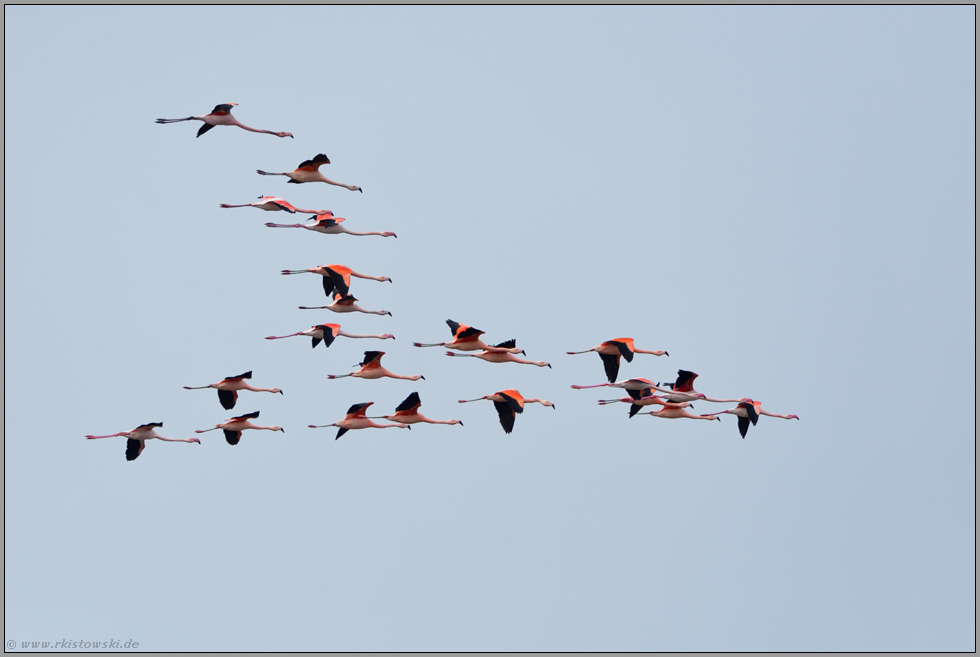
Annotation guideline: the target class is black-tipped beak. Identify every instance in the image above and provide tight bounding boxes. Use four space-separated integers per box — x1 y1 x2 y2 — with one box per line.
421 375 426 380
279 390 284 395
388 278 393 283
665 352 669 357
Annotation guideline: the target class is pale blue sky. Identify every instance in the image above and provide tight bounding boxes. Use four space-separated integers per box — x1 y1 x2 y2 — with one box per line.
4 6 975 651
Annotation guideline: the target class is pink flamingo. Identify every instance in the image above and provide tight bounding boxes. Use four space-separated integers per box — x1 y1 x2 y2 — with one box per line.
281 263 391 298
368 392 463 427
195 411 283 445
220 196 325 215
183 370 282 410
155 103 292 138
566 338 668 383
327 351 424 381
458 389 555 434
265 324 394 349
299 293 392 317
597 387 692 418
705 399 800 438
265 213 395 238
414 320 522 354
652 370 741 404
308 402 410 440
257 153 361 192
445 340 551 368
571 377 658 391
85 422 200 461
637 407 721 422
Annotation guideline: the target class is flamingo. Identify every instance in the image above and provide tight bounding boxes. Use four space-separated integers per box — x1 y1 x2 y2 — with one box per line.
265 214 396 238
257 153 361 192
571 377 658 391
85 422 200 461
705 399 800 438
265 324 394 349
597 386 691 418
220 196 325 215
637 407 721 422
458 389 555 434
281 264 391 299
195 411 283 445
652 370 741 404
155 103 293 138
368 392 463 427
299 294 391 317
183 370 282 410
327 351 424 381
308 402 410 439
445 340 551 368
566 338 668 383
414 320 523 354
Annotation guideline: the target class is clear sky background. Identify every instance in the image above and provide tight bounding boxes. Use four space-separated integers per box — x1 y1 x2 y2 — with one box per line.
4 6 975 652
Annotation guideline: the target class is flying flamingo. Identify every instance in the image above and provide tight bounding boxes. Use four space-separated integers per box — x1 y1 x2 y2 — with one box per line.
637 407 721 422
308 402 410 440
257 153 361 192
281 264 391 299
652 370 741 404
327 351 424 381
445 340 551 368
458 389 555 434
414 320 522 354
566 338 668 383
220 196 326 215
597 387 692 418
571 377 658 391
705 399 800 438
183 370 282 410
368 392 463 427
155 103 293 138
299 294 392 317
265 324 394 349
265 214 396 238
195 411 283 445
85 422 200 461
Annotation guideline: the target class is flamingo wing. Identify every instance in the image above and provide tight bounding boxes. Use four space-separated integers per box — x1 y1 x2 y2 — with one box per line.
218 389 238 410
224 429 242 445
741 402 760 426
673 370 699 392
737 416 751 439
227 371 252 380
360 351 385 367
125 439 144 461
599 353 621 383
492 401 517 434
493 339 518 350
232 411 260 421
297 153 330 171
324 268 350 298
335 427 349 440
395 392 422 414
135 422 163 431
197 123 215 138
611 339 634 363
211 104 236 115
346 402 373 417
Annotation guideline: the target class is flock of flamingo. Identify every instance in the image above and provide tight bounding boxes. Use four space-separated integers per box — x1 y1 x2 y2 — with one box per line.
85 103 799 461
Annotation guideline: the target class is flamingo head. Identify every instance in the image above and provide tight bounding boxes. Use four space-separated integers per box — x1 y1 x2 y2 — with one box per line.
190 438 202 444
277 132 294 139
382 231 397 238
